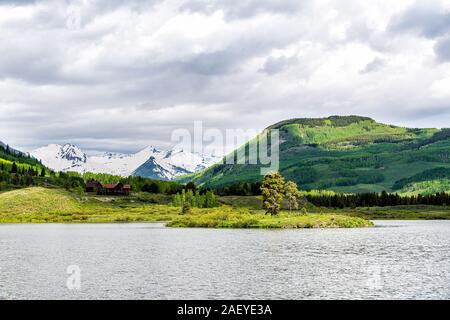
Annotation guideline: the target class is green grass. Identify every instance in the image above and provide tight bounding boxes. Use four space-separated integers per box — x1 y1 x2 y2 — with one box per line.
2 187 449 227
167 207 373 229
0 187 373 228
341 205 450 220
0 187 179 223
219 195 263 209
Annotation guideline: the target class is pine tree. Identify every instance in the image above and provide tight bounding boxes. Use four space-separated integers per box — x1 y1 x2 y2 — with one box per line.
261 172 285 215
11 162 18 174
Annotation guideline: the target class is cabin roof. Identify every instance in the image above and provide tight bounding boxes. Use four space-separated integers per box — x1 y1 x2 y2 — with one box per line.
103 184 117 189
86 181 102 187
103 183 123 189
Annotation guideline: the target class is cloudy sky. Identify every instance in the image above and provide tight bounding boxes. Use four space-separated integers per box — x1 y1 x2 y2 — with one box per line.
0 0 450 154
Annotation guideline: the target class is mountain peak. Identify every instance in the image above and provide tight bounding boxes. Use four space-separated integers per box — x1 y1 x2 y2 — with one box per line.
30 143 218 180
58 144 87 163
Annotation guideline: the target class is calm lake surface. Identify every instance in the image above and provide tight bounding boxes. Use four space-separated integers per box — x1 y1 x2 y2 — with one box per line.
0 220 449 300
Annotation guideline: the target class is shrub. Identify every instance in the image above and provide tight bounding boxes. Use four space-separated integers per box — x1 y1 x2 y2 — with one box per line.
182 202 191 215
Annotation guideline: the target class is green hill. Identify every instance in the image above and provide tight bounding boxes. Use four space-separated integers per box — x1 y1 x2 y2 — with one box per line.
0 187 180 223
0 187 81 215
184 116 450 193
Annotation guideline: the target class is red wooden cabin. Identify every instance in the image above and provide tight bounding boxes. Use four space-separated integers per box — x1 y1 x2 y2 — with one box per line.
85 180 131 196
102 183 131 196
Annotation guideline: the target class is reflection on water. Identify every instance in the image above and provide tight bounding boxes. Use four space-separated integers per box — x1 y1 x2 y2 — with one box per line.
0 220 449 300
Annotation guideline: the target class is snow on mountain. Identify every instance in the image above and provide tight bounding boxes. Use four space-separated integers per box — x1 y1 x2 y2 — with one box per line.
30 144 221 180
132 156 189 181
32 144 87 172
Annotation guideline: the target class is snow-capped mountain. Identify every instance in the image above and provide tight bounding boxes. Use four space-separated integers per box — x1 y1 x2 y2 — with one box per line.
30 144 221 180
32 144 87 172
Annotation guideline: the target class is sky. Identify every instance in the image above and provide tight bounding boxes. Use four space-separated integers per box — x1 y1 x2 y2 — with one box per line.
0 0 450 154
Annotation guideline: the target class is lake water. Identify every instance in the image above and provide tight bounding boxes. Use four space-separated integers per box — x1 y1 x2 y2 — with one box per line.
0 220 449 300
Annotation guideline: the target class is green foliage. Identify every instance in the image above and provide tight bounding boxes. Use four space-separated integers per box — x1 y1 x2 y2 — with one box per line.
285 180 301 212
355 171 385 184
283 166 318 184
392 167 450 190
3 187 450 226
0 146 49 190
182 201 191 214
269 115 375 130
400 179 450 195
214 182 261 196
0 145 44 168
167 208 373 229
186 116 450 194
171 189 219 209
82 172 183 194
0 187 180 223
306 190 450 208
261 172 285 215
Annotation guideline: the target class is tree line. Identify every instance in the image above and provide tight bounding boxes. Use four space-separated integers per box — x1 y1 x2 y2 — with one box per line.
0 157 185 195
305 191 450 208
214 172 450 212
172 189 220 213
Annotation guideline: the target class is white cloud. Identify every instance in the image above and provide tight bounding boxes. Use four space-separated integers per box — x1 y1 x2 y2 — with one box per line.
0 0 449 152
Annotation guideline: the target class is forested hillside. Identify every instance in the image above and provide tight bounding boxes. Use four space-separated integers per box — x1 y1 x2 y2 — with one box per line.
0 143 47 190
184 116 450 194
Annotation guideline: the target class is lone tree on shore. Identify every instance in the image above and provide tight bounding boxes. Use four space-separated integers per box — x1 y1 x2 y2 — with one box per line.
285 180 301 213
261 171 285 215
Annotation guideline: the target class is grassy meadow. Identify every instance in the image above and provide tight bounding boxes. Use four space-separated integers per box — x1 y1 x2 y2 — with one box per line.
0 187 179 223
1 187 449 228
168 209 373 229
0 187 373 228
